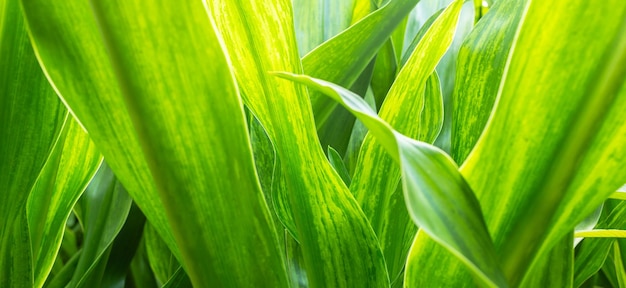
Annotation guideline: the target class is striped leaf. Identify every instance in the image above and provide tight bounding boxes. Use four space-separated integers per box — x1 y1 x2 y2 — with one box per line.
276 72 507 287
23 0 290 286
0 0 67 285
350 0 460 281
207 1 389 286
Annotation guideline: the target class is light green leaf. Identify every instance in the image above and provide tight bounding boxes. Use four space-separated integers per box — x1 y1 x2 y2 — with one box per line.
292 0 355 56
21 0 180 263
407 0 626 285
275 72 507 288
328 147 352 186
610 241 626 287
432 1 474 153
370 40 397 108
302 0 422 127
576 230 626 238
344 88 377 176
574 200 626 287
286 232 308 287
144 224 180 286
349 0 459 281
451 0 527 163
462 2 626 284
610 192 626 200
25 0 291 285
27 117 102 288
207 1 389 286
88 1 289 286
0 0 66 285
575 237 613 288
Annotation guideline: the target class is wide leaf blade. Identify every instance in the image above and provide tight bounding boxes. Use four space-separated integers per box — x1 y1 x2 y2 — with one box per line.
207 1 389 286
21 0 180 262
86 1 290 286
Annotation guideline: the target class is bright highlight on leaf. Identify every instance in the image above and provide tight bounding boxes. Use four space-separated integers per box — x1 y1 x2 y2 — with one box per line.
275 72 507 288
3 0 626 286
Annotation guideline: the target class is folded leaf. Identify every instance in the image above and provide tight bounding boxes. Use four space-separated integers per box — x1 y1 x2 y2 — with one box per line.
349 0 460 280
276 72 507 287
27 117 101 288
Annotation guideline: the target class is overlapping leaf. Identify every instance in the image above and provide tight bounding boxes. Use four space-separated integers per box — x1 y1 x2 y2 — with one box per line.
302 0 423 126
451 0 527 163
24 0 290 286
574 200 626 287
68 164 132 287
21 0 180 263
0 0 67 285
349 0 460 281
207 1 389 286
27 117 101 288
276 73 507 287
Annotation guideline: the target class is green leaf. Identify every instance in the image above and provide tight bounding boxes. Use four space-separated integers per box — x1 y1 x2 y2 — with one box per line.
292 0 355 56
451 0 527 163
88 1 290 286
207 1 389 286
285 232 308 287
25 0 291 285
406 0 626 285
462 2 626 284
576 230 626 238
520 233 573 288
302 0 422 127
275 72 507 288
370 40 397 108
161 267 192 288
344 89 377 176
144 224 180 286
46 249 81 288
0 0 66 285
609 241 626 287
101 203 146 288
27 117 102 288
575 200 626 287
349 0 459 280
327 147 352 186
21 0 180 263
69 163 133 287
127 236 159 288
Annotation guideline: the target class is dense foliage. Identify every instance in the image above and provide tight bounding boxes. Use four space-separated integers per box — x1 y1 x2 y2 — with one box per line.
2 0 626 287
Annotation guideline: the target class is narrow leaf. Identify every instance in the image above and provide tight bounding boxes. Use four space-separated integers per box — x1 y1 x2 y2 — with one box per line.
349 0 460 280
276 72 507 288
27 117 102 288
0 0 66 285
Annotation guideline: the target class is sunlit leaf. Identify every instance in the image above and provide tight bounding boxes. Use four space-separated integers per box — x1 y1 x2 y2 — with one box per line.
276 72 507 287
207 1 389 286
